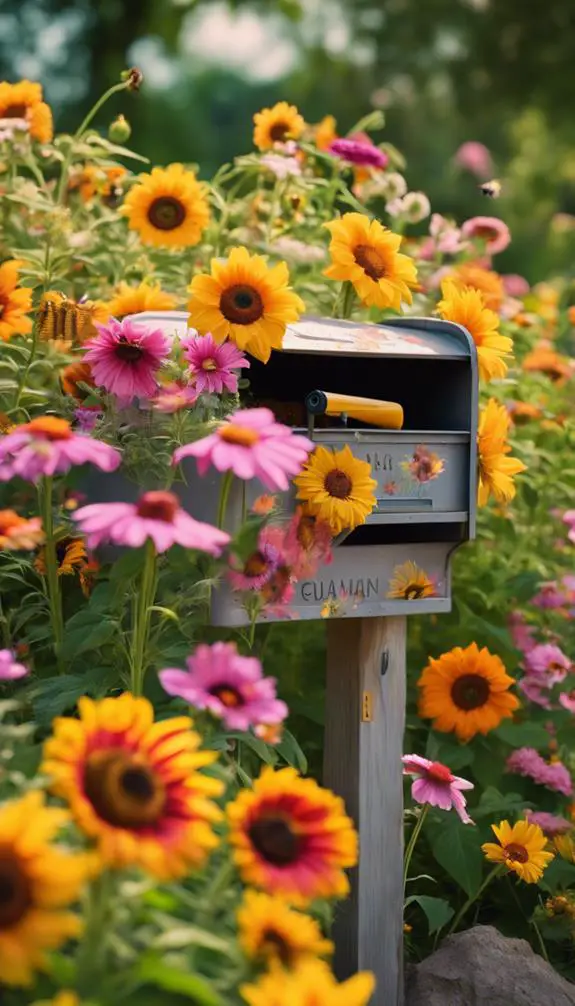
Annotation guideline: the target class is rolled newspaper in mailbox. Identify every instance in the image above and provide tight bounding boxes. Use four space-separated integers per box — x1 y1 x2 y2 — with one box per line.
305 390 404 430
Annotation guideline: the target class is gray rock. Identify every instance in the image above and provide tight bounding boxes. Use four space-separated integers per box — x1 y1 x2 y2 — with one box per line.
405 924 575 1006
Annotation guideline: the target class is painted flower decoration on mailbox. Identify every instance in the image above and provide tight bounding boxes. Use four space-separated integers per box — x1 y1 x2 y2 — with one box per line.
293 444 377 536
387 561 436 600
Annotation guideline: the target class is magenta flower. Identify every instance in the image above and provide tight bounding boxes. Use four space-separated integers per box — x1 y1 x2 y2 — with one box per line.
563 510 575 544
402 754 474 824
531 580 568 609
453 141 493 178
329 137 389 170
519 677 553 709
559 689 575 713
506 747 573 796
173 407 313 492
508 611 537 654
283 510 333 579
72 490 230 555
158 641 288 732
183 333 249 395
523 643 571 684
0 417 121 484
460 216 511 255
526 810 572 837
228 525 285 591
502 274 530 297
74 407 101 433
150 382 199 413
83 317 170 400
0 649 28 681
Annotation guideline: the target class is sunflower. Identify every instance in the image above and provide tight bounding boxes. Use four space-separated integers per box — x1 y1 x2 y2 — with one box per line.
227 766 357 906
418 642 519 742
293 444 377 536
437 281 512 382
237 890 333 968
314 114 337 151
508 401 543 425
253 101 305 151
38 292 109 346
105 280 179 319
0 259 33 341
447 263 505 311
0 791 92 986
42 693 223 879
241 959 375 1006
32 994 79 1006
387 560 436 600
187 246 304 363
522 346 572 384
482 820 554 883
554 833 575 863
61 360 95 401
0 80 53 142
324 212 418 310
122 163 210 248
35 535 88 577
477 398 526 507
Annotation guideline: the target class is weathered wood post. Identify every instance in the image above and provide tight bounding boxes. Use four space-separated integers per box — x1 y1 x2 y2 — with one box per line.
126 311 478 1006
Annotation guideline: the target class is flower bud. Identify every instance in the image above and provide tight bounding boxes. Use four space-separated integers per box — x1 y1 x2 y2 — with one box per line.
122 67 143 92
108 114 131 143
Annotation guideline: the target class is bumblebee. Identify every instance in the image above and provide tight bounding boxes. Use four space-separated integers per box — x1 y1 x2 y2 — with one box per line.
479 179 502 198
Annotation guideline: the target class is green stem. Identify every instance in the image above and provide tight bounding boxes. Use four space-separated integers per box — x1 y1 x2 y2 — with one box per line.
403 804 429 896
336 281 356 320
76 871 114 996
216 470 234 530
12 318 39 416
39 477 65 673
446 864 504 936
55 81 129 205
130 539 158 696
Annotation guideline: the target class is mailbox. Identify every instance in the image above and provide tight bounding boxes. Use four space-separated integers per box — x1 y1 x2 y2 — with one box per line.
122 311 478 625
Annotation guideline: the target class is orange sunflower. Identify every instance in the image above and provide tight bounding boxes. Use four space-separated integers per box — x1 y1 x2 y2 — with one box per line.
446 263 505 312
42 693 223 879
522 345 573 384
0 509 44 550
0 80 53 142
237 889 333 968
61 360 96 401
0 260 33 341
227 766 357 906
418 641 519 742
437 281 512 382
313 114 337 151
70 164 127 205
477 398 526 506
104 280 179 319
253 101 305 151
241 959 375 1006
324 213 418 310
122 163 210 248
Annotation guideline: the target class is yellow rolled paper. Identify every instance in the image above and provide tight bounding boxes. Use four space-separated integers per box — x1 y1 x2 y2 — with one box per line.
305 390 404 429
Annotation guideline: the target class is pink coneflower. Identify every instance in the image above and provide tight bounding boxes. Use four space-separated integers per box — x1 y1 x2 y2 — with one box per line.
454 141 493 178
532 581 568 609
329 137 389 170
563 511 575 544
0 648 28 681
228 525 284 591
460 216 511 255
507 747 573 796
260 564 295 608
559 689 575 713
83 317 170 400
0 416 121 484
519 677 553 709
283 508 333 579
402 754 474 824
524 643 571 684
502 274 530 297
173 407 313 492
508 611 537 654
158 641 287 732
525 810 571 837
183 333 249 395
150 381 199 413
72 490 230 555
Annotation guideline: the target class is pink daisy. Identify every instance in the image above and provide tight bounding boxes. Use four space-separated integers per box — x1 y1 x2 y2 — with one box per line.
83 317 171 400
0 416 121 484
502 274 530 297
173 407 313 492
532 580 568 609
453 141 493 178
523 643 571 684
460 216 511 255
72 490 230 555
525 810 572 837
506 747 573 796
0 648 28 681
158 641 287 732
150 381 199 413
329 137 389 170
182 333 249 395
402 754 474 824
228 525 285 592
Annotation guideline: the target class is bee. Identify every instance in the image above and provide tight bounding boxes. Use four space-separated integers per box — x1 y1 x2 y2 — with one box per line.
37 292 101 344
479 179 502 198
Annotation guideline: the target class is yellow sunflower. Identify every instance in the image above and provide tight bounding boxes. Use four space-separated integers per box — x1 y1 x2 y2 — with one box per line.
35 535 87 577
105 280 179 319
187 246 304 363
241 959 375 1006
227 766 357 906
0 260 33 341
32 993 80 1006
122 163 210 248
324 212 419 310
253 101 305 151
0 791 92 987
237 890 333 968
42 693 223 879
38 292 109 346
522 345 573 384
293 444 377 536
477 398 526 507
418 641 519 742
446 263 505 312
437 281 512 382
387 560 436 600
0 80 53 142
314 114 337 151
482 820 554 883
554 833 575 863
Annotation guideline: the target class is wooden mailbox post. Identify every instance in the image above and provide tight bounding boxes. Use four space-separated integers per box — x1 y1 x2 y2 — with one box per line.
125 312 479 1006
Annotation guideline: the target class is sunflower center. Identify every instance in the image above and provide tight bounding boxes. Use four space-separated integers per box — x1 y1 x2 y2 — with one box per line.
261 928 292 966
219 424 260 447
4 103 28 119
136 491 179 522
147 196 186 231
24 416 72 440
426 762 453 784
0 848 31 927
55 538 73 564
324 469 352 499
269 121 290 142
450 673 490 711
353 243 386 281
84 749 166 828
209 685 244 708
201 358 218 371
243 551 269 577
219 284 264 326
504 842 529 864
248 815 301 866
405 583 425 600
115 337 144 363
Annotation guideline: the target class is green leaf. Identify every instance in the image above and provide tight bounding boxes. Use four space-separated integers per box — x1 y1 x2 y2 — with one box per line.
276 728 308 773
110 546 146 581
137 957 222 1005
404 894 454 934
226 732 276 765
230 516 266 562
32 668 115 726
60 620 118 660
538 857 575 893
153 924 233 954
495 721 551 749
430 819 483 897
473 786 529 820
425 732 475 770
